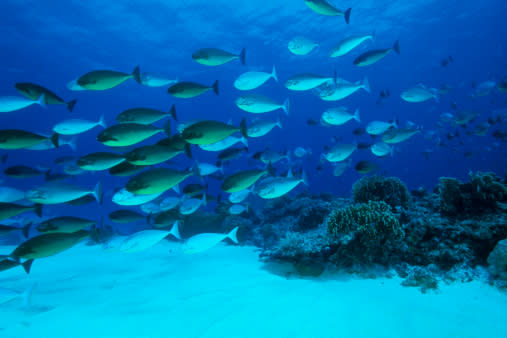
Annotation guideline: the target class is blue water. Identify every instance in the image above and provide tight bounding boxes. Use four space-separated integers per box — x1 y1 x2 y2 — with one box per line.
0 0 506 218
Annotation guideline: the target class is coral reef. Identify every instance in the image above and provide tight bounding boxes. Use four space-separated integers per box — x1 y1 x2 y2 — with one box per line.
439 172 507 217
487 238 507 288
352 175 411 209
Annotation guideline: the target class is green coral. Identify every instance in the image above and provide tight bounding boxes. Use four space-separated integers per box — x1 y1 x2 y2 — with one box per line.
352 175 411 209
327 200 404 242
439 172 507 217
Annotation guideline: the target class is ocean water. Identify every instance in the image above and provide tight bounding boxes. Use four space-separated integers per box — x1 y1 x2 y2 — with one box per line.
1 1 507 337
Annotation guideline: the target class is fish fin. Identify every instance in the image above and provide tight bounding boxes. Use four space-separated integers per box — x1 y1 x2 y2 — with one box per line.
98 115 107 129
67 99 77 112
393 40 400 54
172 184 180 194
272 65 278 82
301 170 309 186
21 259 34 274
362 77 371 93
239 48 246 65
277 113 283 129
282 98 290 116
267 162 276 176
212 80 220 96
67 137 78 152
21 222 32 239
163 119 171 136
226 226 239 244
37 94 46 109
184 143 193 159
431 89 440 103
22 283 36 309
169 104 177 121
169 221 181 240
353 108 361 123
240 136 248 148
93 182 103 204
132 65 142 84
34 204 43 218
202 193 207 207
239 118 248 138
344 8 352 24
50 133 60 148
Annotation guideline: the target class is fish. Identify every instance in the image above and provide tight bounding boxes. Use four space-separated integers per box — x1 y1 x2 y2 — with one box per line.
0 94 45 113
353 40 400 67
109 210 146 223
168 80 219 98
329 32 375 57
316 77 370 101
36 216 95 234
116 105 177 124
256 170 308 199
497 79 507 94
473 80 496 97
371 142 393 157
307 118 319 126
53 116 106 135
321 107 360 126
15 82 77 112
109 161 146 177
0 186 25 203
0 283 35 306
0 224 31 238
4 165 48 178
222 169 267 193
199 135 248 152
229 187 254 204
112 188 162 206
218 147 247 163
195 161 223 176
260 149 289 164
66 79 86 91
234 66 277 91
10 230 89 260
357 142 372 150
474 121 491 136
352 127 366 136
236 94 289 114
64 164 86 176
355 160 378 174
366 120 397 136
439 113 454 123
288 37 319 55
179 194 206 215
182 119 247 145
139 73 178 87
0 129 58 150
247 115 283 138
26 135 76 151
285 73 336 91
126 144 187 166
25 181 102 205
77 152 125 171
453 111 480 125
0 257 33 274
192 48 246 66
401 84 439 103
77 66 141 90
304 0 351 23
332 160 350 177
119 222 181 253
182 227 238 254
382 128 420 144
321 143 357 162
183 183 207 197
97 122 170 147
229 204 248 215
293 147 312 158
126 168 193 195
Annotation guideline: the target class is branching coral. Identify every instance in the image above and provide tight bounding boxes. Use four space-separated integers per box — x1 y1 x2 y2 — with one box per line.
352 175 411 209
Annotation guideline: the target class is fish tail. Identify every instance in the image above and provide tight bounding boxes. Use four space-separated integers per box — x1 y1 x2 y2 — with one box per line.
50 133 60 148
212 80 220 96
276 113 283 129
282 98 290 116
66 136 78 152
272 65 278 82
172 184 180 194
432 89 440 103
98 115 107 129
302 170 309 186
93 181 103 204
67 99 77 112
344 8 352 24
34 203 43 217
169 104 177 121
227 226 239 244
393 40 400 54
21 222 32 239
184 143 193 159
169 221 181 240
37 94 47 108
240 136 248 148
21 259 34 274
239 48 246 65
239 118 248 139
163 119 171 136
132 65 142 84
354 108 361 123
362 77 371 93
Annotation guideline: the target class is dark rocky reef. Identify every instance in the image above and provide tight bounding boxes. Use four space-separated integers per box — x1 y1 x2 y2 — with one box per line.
352 175 411 209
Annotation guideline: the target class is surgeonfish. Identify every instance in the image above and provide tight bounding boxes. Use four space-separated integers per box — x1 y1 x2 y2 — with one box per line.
182 227 239 254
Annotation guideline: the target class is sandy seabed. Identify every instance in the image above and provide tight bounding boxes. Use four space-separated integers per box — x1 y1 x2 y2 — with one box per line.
1 240 506 338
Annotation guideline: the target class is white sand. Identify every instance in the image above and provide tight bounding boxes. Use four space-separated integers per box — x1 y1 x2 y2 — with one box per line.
1 241 506 338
